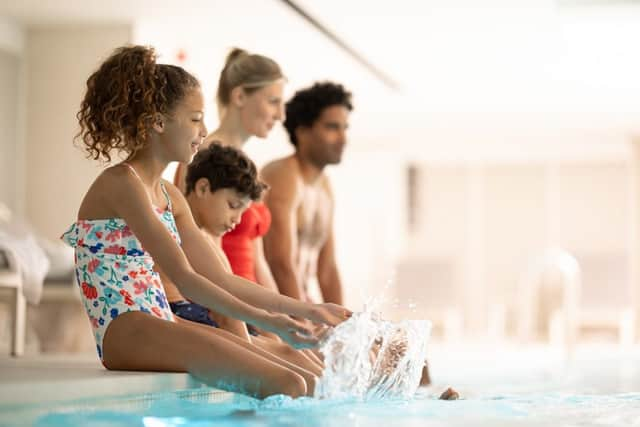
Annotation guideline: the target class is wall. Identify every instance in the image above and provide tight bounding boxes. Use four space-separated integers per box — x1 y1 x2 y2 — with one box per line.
0 49 20 214
25 25 132 239
396 158 632 337
0 16 24 215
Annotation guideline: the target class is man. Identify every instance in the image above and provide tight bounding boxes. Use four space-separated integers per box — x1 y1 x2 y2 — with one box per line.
262 82 352 305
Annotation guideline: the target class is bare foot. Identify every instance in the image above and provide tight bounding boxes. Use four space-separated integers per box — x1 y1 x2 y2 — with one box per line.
439 387 459 400
420 362 431 386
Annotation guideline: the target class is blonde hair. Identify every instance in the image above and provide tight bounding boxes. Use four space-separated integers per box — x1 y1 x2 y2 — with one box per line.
216 48 284 112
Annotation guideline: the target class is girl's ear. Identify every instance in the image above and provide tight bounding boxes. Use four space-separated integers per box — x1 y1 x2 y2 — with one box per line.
151 113 165 134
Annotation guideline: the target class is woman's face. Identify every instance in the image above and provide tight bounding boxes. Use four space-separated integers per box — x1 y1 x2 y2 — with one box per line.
239 81 285 139
161 88 208 162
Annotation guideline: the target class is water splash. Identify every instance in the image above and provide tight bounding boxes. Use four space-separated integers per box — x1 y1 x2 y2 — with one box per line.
315 310 431 400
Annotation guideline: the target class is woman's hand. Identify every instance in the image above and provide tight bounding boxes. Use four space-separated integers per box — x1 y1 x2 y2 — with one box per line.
307 303 352 327
260 313 320 349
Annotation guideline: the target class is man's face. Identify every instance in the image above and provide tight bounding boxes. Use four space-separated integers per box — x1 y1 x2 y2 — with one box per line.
301 105 350 166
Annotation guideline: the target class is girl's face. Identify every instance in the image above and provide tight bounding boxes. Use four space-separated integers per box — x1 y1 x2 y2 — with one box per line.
192 180 251 236
161 88 208 162
238 81 285 139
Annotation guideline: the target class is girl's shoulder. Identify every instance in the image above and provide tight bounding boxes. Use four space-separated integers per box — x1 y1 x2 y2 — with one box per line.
78 165 134 219
95 164 135 188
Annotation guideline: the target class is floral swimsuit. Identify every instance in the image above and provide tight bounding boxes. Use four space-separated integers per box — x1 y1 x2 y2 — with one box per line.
61 164 179 361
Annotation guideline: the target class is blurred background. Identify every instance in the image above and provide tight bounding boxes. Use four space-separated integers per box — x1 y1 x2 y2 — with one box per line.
1 0 640 357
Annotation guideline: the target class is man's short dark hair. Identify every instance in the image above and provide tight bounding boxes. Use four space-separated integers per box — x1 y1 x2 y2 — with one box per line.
283 82 353 146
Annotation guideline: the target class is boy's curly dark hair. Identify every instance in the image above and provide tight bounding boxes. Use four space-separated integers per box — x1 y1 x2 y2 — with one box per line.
185 142 267 201
283 82 353 146
76 45 200 162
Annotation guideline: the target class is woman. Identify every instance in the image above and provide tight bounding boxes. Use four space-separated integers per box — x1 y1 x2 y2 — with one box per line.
172 49 288 337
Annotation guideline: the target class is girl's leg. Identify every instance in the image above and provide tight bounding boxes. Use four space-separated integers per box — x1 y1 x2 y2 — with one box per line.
208 310 252 341
251 335 323 377
176 317 319 394
303 349 324 367
102 312 307 398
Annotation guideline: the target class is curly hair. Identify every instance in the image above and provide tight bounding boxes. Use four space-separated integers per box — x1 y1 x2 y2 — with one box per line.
76 45 200 162
185 142 267 201
283 81 353 146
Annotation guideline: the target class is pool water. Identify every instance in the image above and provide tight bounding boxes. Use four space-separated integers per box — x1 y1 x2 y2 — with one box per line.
4 344 640 427
29 389 640 427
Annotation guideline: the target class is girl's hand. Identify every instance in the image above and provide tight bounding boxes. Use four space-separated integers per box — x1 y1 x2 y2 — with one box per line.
308 303 352 327
261 313 320 349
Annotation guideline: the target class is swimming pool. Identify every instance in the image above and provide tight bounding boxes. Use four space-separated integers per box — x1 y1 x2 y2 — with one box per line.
2 344 639 426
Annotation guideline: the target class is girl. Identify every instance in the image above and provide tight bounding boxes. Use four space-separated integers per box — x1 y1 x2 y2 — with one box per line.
62 45 349 398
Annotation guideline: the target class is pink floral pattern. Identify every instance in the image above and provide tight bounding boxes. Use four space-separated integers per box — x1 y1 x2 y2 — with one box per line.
61 198 180 361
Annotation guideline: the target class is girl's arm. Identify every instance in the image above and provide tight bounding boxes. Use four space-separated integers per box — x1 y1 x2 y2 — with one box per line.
106 168 316 348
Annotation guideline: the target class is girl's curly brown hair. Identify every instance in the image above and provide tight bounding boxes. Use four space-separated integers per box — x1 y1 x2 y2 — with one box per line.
185 142 268 201
76 45 200 162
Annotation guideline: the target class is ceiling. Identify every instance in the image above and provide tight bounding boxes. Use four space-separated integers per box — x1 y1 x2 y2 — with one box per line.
2 0 640 159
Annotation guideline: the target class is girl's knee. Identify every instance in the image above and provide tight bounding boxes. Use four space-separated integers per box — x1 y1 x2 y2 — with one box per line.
304 373 318 396
267 370 307 398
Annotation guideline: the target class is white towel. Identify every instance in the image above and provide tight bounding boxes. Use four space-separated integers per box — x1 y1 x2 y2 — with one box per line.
0 220 50 305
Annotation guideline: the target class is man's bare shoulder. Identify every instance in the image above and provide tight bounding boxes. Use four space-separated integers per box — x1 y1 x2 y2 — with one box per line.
261 155 303 205
261 155 300 184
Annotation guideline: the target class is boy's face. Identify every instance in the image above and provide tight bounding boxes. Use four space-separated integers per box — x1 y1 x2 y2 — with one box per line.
191 180 251 236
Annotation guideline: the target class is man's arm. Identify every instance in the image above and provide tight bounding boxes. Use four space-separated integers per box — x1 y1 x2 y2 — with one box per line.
262 162 303 301
316 227 343 304
316 178 342 304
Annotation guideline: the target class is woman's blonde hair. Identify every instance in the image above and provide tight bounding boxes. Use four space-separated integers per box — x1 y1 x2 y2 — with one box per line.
216 48 284 112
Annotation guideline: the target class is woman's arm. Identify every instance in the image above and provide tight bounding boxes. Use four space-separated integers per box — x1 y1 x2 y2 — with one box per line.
253 237 280 294
173 162 187 193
